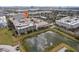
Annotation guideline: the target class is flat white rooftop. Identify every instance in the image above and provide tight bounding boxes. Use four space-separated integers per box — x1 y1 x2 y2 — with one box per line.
56 16 79 29
10 17 34 30
58 16 79 25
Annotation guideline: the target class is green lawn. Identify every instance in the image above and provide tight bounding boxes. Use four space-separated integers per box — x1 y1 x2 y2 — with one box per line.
0 28 17 45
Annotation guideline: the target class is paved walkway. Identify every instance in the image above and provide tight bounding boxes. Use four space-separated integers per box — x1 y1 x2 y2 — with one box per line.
50 43 75 52
0 45 18 52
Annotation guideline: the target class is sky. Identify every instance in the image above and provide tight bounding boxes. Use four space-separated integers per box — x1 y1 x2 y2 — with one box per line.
0 0 79 6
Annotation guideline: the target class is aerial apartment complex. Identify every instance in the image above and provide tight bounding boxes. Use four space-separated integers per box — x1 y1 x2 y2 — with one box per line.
56 16 79 29
9 13 49 35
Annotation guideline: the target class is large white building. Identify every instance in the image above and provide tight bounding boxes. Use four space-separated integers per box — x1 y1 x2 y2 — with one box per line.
0 15 7 28
9 14 49 35
10 17 36 35
56 16 79 29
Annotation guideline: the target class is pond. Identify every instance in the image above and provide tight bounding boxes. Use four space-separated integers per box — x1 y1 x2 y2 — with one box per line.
22 31 79 52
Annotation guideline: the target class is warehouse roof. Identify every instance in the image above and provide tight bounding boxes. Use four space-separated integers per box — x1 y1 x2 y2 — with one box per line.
10 16 34 30
56 16 79 25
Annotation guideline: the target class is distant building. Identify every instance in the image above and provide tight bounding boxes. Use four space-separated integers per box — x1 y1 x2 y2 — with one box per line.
56 16 79 29
0 16 7 28
6 13 17 16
